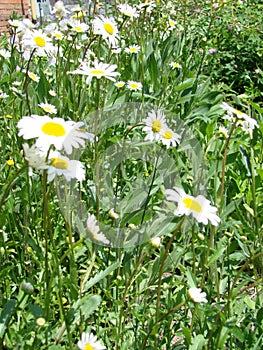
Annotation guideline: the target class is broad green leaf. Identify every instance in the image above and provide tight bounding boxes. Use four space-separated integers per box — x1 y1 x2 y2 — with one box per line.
83 261 121 292
0 299 16 338
189 334 207 350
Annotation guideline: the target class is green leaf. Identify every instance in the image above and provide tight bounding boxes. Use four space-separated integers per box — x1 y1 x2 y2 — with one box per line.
189 334 207 350
244 296 255 310
83 261 121 292
0 299 16 338
73 294 101 322
207 237 227 266
182 326 191 345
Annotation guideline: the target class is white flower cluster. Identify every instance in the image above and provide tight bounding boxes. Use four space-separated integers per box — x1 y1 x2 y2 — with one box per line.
18 114 93 183
142 109 181 148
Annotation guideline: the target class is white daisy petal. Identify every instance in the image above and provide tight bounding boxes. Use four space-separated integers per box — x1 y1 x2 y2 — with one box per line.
85 214 110 245
165 187 220 226
78 332 106 350
17 116 93 155
188 287 208 303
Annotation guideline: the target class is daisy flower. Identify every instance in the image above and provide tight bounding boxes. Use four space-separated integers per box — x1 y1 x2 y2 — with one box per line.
68 19 89 33
17 115 93 154
170 62 182 69
51 0 69 19
165 187 220 226
53 30 64 40
188 287 208 303
150 236 161 248
85 214 110 245
168 18 177 30
38 103 57 115
124 45 140 54
159 127 181 148
49 90 56 96
78 332 106 350
92 15 119 47
0 91 8 99
22 29 55 57
69 61 120 84
22 143 49 171
126 80 142 91
117 4 139 19
142 109 167 141
0 49 11 59
221 102 258 137
27 71 40 82
114 81 125 88
47 151 85 182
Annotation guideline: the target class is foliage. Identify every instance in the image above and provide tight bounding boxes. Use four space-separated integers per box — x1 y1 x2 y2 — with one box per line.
0 1 262 349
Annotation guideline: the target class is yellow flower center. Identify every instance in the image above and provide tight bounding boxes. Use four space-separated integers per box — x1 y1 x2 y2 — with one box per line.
90 69 106 76
182 198 202 213
234 109 243 116
130 83 138 89
104 23 114 35
51 158 69 169
34 36 46 47
152 120 162 133
84 344 94 350
55 33 63 39
162 130 172 139
74 26 83 32
41 122 66 136
130 47 137 52
43 106 52 113
29 73 37 81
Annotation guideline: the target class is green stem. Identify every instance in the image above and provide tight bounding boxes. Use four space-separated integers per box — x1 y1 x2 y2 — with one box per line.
116 250 148 350
0 165 27 213
154 217 185 347
141 301 185 350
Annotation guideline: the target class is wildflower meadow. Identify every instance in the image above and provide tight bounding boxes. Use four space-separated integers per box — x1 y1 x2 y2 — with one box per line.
0 0 262 349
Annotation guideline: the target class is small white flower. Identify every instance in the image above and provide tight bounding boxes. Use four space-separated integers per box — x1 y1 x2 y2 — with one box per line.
218 126 228 138
126 80 142 91
51 0 69 19
69 60 120 84
85 214 110 245
221 102 258 137
114 81 125 88
168 18 177 30
170 61 182 69
22 143 49 171
118 4 139 19
47 151 85 182
150 237 161 248
67 19 89 33
78 332 106 350
27 71 40 82
38 103 57 115
0 49 11 59
92 15 119 47
49 90 56 96
165 187 220 226
109 208 119 219
188 287 208 303
0 91 9 99
142 109 168 141
159 127 181 148
124 45 140 54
